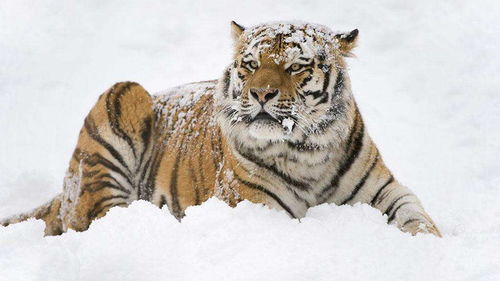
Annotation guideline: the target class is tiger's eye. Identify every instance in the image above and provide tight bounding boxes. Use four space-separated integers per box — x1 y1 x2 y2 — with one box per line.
249 61 258 69
290 63 301 72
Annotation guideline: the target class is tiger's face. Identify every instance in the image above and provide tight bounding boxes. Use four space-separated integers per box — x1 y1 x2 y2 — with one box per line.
217 22 358 146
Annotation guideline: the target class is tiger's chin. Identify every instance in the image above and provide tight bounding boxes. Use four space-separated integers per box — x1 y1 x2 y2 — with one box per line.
247 121 289 141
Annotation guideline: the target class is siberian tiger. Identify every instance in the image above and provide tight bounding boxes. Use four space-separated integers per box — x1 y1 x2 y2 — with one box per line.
1 21 441 237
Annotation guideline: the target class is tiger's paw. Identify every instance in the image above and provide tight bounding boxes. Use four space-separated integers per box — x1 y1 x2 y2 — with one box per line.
400 218 442 237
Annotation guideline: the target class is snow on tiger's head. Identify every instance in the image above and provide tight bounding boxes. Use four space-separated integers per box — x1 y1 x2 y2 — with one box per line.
216 21 358 145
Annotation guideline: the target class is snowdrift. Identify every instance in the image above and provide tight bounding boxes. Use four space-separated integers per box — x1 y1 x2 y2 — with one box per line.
2 199 498 281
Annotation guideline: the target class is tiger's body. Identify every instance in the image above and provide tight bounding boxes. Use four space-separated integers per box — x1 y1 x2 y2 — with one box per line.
1 22 441 237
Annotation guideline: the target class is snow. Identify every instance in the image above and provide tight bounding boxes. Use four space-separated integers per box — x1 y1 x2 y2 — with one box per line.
282 118 295 134
244 22 339 64
1 199 499 281
154 81 215 108
1 0 500 280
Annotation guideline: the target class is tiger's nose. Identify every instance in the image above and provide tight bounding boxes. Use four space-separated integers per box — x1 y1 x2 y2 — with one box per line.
249 88 279 105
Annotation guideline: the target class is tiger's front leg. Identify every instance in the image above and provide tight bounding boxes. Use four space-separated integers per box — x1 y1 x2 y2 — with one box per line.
58 82 156 233
370 179 441 237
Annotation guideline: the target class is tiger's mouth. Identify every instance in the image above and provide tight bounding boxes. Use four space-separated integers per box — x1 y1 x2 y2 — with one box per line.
252 111 278 122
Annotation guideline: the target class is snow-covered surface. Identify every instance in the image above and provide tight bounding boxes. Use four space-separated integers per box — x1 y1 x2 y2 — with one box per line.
3 199 499 281
1 0 499 280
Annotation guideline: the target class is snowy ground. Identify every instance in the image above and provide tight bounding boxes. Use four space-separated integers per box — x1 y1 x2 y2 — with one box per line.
1 1 499 280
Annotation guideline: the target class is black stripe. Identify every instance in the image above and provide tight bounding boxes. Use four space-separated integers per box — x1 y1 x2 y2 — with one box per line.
197 121 208 199
299 75 312 88
388 202 413 223
87 195 129 220
251 141 275 153
81 180 131 195
237 149 311 191
241 63 253 72
80 169 100 178
106 83 137 158
290 42 303 54
222 68 231 98
314 68 332 106
84 116 132 175
223 108 238 120
321 68 331 93
344 112 360 149
370 175 394 206
315 91 329 106
137 156 153 201
277 33 283 51
169 149 183 219
96 172 129 187
333 71 344 97
347 115 362 151
402 218 420 228
90 202 128 221
234 173 296 218
251 40 263 49
238 161 310 209
297 68 314 77
317 111 364 202
313 71 345 131
237 71 245 81
137 116 153 172
340 156 379 205
145 149 163 201
286 141 324 152
159 195 167 209
317 49 326 61
81 151 133 187
303 90 323 99
383 194 412 217
210 126 221 170
144 117 167 201
139 158 151 187
188 158 201 205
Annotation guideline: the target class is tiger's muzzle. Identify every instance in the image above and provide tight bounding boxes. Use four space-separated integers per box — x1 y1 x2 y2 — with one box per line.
249 88 279 105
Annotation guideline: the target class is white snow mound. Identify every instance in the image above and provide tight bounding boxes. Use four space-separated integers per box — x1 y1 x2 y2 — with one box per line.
1 199 499 281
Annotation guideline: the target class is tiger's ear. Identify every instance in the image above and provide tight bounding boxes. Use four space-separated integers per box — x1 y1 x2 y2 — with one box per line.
231 21 245 41
334 29 359 57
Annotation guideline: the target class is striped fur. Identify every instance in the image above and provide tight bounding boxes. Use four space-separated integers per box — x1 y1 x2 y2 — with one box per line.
1 22 440 237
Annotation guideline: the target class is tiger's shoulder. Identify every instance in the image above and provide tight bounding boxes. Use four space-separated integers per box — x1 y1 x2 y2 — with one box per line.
153 80 218 110
152 79 220 133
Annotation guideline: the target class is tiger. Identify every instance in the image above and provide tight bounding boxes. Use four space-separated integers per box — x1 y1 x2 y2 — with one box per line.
0 21 441 237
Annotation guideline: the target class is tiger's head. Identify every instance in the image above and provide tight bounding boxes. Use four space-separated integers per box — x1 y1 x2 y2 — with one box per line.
216 21 358 149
